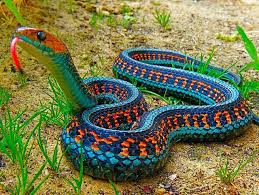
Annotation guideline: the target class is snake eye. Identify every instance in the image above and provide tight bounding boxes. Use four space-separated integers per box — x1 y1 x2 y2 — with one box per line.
36 31 46 41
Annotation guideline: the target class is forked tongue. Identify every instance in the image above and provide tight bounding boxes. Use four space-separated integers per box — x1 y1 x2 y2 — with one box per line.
10 37 22 72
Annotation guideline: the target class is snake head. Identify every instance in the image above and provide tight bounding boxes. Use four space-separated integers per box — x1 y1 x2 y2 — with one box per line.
11 26 69 72
11 26 97 111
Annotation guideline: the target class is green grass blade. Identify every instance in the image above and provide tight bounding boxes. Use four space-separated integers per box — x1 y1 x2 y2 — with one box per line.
30 174 49 195
108 179 119 195
197 48 215 74
3 0 26 25
216 150 258 184
26 162 47 193
20 165 29 192
64 144 84 194
76 143 84 193
237 25 258 64
205 48 216 67
22 117 43 164
18 109 44 134
239 62 259 72
65 178 77 192
213 63 237 79
240 80 259 98
52 142 59 167
37 129 54 168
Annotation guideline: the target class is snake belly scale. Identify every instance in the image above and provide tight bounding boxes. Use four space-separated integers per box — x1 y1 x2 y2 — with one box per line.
11 27 257 181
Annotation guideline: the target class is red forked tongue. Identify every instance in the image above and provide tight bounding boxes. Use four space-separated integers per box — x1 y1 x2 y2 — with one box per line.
10 37 22 72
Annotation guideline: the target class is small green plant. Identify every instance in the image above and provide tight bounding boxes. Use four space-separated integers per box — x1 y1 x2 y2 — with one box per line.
37 128 65 173
2 0 26 25
180 49 226 80
107 15 116 27
0 109 43 163
120 13 135 29
89 13 98 27
153 10 171 30
237 25 259 73
0 86 11 107
190 48 237 83
41 77 72 127
4 161 49 195
65 144 84 195
89 12 105 28
108 179 119 195
89 9 135 29
216 32 240 42
197 48 216 75
0 110 49 194
120 5 131 14
239 80 259 99
208 63 238 83
182 26 259 99
236 26 259 98
215 150 258 184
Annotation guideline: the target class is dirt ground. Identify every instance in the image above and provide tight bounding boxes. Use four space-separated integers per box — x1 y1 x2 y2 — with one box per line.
0 0 258 194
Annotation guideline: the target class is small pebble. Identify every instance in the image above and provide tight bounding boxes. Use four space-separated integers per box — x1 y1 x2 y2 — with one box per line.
168 174 177 181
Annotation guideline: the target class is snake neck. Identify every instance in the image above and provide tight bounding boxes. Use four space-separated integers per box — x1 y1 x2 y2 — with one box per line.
48 53 96 112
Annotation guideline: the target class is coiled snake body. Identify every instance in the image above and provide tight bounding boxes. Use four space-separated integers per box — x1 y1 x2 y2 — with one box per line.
11 27 258 181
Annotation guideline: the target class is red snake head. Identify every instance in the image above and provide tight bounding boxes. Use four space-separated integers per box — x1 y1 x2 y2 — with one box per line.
11 26 69 72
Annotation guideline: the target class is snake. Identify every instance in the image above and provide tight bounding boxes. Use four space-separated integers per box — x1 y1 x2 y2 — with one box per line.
11 26 258 181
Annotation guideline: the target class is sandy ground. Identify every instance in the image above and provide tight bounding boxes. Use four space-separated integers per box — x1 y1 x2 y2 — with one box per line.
0 0 258 194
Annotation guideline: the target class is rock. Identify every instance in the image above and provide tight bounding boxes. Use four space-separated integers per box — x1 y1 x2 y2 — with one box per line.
168 174 177 181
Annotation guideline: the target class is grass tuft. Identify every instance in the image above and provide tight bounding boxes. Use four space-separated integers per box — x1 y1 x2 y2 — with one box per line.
182 26 259 99
120 13 135 29
89 8 136 30
7 161 49 195
0 109 49 194
120 4 132 14
37 127 65 173
236 26 259 98
197 47 216 75
216 150 258 184
0 86 11 107
0 109 43 163
41 77 72 127
239 80 259 99
89 12 105 29
107 15 116 27
153 10 171 30
65 144 84 195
